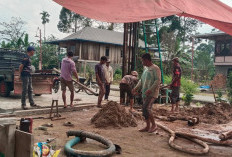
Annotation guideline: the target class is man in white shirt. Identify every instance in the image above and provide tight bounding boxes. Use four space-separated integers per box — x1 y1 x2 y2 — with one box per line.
104 60 113 101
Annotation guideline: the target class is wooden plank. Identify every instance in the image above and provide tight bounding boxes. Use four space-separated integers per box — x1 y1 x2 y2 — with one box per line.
15 130 34 157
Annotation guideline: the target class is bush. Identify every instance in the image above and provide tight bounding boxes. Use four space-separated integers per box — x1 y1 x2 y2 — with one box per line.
163 75 172 85
181 78 198 106
114 68 122 81
216 89 223 102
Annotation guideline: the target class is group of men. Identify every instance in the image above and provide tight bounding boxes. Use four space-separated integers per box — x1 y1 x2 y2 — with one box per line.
19 46 181 133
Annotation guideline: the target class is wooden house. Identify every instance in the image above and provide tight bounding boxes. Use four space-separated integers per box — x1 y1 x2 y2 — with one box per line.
47 27 147 64
195 32 232 77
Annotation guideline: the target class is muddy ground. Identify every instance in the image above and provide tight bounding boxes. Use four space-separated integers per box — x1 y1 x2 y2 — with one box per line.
17 103 232 157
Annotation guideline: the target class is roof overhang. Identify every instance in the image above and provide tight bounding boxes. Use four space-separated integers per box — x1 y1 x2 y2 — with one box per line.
193 32 232 40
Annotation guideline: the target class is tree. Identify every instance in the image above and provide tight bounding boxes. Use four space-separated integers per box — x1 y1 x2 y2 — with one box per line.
194 43 215 82
40 11 50 40
139 20 157 45
160 15 201 48
0 17 25 45
31 35 63 70
107 23 114 30
0 17 33 50
57 7 92 33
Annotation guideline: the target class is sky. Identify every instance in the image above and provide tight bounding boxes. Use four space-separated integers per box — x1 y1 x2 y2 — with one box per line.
0 0 232 43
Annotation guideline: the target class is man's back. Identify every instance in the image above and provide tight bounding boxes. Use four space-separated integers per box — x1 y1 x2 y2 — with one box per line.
61 57 76 81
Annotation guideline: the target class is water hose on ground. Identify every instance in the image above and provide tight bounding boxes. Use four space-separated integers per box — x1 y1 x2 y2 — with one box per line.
65 130 116 157
156 122 209 155
156 122 232 155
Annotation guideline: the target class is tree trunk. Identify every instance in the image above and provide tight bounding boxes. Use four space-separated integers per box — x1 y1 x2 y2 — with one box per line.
44 24 46 41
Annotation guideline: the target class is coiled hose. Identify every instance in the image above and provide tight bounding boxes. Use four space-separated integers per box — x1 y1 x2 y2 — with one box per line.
65 130 116 157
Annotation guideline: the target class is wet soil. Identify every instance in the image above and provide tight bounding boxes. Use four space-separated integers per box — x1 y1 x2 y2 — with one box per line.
18 104 232 157
154 102 232 124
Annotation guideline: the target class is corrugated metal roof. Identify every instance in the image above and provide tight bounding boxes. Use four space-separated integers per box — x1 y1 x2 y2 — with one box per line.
193 31 232 40
47 27 147 47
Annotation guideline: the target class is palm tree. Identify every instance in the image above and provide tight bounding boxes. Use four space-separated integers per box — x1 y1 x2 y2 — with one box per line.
40 11 50 41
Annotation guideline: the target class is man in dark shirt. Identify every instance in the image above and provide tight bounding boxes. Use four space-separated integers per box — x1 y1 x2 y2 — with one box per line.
19 46 37 110
95 56 107 108
169 57 182 113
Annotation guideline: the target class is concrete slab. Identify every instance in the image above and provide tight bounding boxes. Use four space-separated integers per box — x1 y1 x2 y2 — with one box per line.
14 104 96 116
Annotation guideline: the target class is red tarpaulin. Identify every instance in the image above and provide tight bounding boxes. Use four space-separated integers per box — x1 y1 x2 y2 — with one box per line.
53 0 232 36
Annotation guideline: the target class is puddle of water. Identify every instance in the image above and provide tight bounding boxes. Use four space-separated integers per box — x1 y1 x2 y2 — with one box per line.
177 128 220 141
191 128 220 140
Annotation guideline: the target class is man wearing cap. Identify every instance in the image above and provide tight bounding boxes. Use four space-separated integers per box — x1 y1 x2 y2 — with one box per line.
19 46 37 110
60 51 79 108
169 57 182 113
95 56 107 108
119 71 138 111
132 53 161 133
104 60 113 101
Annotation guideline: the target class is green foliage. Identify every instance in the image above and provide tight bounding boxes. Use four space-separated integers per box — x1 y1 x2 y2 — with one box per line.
163 75 172 85
114 68 122 81
31 36 61 70
181 78 198 106
0 17 32 51
86 65 94 79
40 11 50 25
216 90 223 102
227 72 232 104
182 92 194 106
139 20 156 45
57 7 92 33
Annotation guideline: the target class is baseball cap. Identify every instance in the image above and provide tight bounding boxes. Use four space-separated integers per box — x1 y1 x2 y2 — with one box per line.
131 71 138 76
27 46 35 52
172 57 179 62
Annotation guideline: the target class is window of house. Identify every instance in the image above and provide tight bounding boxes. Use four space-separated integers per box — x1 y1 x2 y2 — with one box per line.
105 47 109 57
121 50 123 57
215 40 231 56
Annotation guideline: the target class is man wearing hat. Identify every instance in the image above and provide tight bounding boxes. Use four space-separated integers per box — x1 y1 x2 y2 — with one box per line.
19 46 38 110
120 71 138 111
169 57 182 113
104 59 113 101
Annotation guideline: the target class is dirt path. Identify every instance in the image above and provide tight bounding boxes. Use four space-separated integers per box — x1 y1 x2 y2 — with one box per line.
18 106 232 157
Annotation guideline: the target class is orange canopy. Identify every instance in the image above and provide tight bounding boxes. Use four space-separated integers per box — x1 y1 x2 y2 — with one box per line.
54 0 232 36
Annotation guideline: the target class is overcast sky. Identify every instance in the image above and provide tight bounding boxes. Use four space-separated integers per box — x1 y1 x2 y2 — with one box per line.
0 0 232 43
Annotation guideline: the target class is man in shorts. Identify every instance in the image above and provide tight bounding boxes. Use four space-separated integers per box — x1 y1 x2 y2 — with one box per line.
60 51 79 108
95 56 107 108
133 53 161 133
169 57 182 113
120 71 138 111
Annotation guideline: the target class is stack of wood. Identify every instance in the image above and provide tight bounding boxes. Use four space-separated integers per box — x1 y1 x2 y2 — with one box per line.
210 74 227 89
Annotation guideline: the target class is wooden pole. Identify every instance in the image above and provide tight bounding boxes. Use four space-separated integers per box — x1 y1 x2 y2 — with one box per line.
122 23 129 77
131 22 138 71
191 37 194 81
128 23 132 74
39 29 42 70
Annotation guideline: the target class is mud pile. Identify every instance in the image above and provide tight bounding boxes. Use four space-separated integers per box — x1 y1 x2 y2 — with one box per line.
183 103 232 124
154 102 232 124
91 101 138 128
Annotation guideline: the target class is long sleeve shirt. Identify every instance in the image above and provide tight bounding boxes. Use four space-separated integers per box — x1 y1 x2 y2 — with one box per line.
104 65 113 83
134 64 161 99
